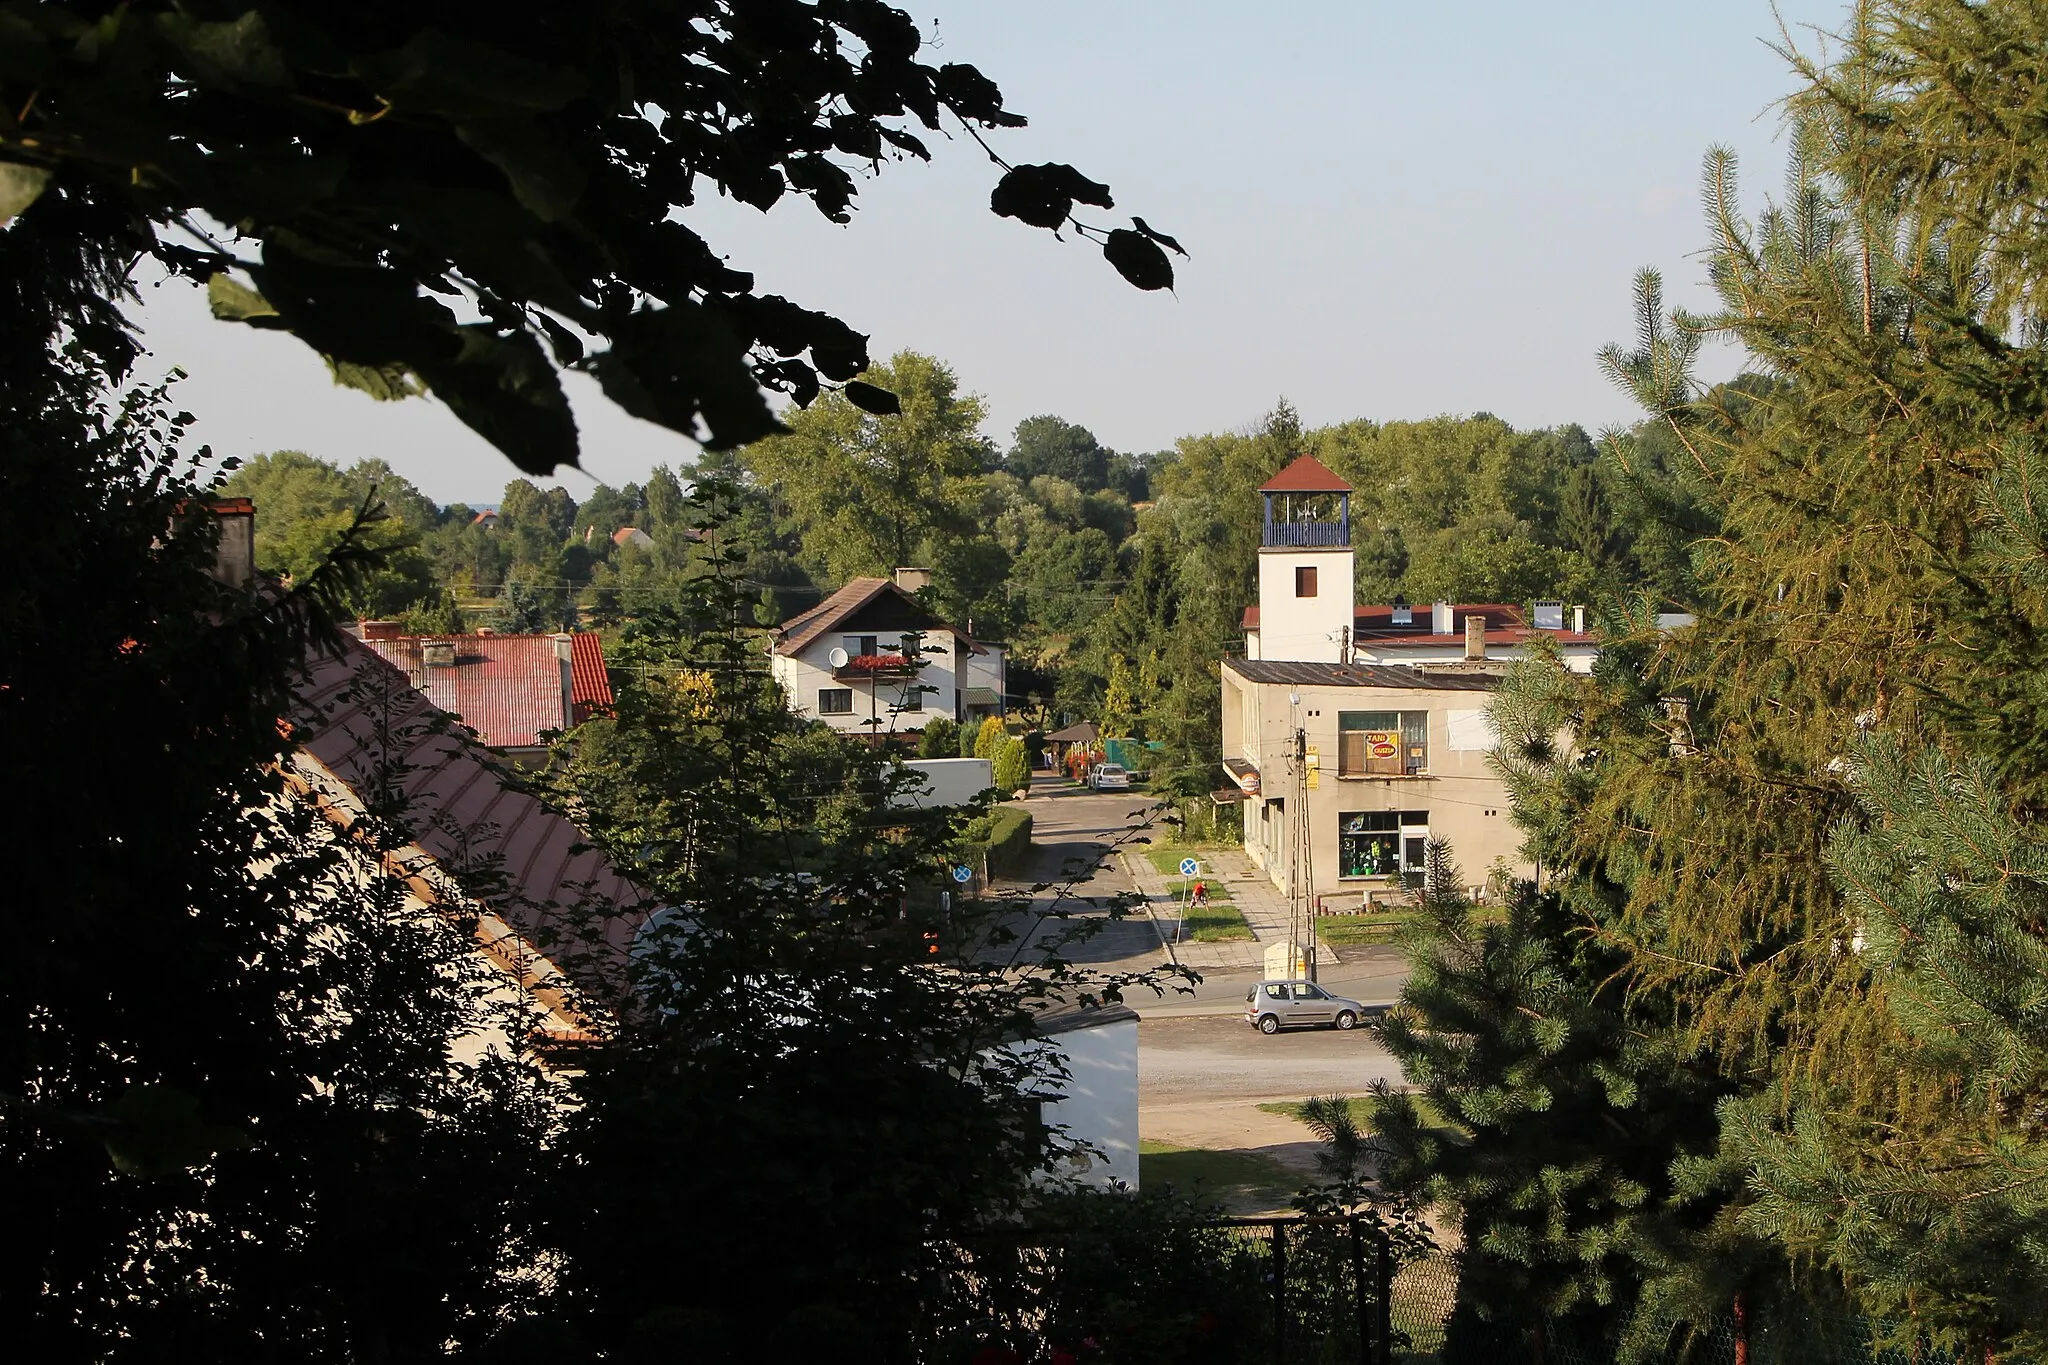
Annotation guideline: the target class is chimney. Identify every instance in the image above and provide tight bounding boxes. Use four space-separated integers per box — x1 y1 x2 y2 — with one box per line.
360 619 402 641
1572 604 1586 634
204 498 256 588
1432 601 1455 635
553 633 575 729
421 640 457 668
893 566 933 594
1464 613 1486 661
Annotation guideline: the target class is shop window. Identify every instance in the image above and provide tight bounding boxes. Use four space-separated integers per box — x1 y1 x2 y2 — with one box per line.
1339 810 1430 878
1339 710 1428 775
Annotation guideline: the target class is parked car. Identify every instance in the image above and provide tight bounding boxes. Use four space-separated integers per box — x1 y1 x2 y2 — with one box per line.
1244 980 1374 1034
1090 762 1131 791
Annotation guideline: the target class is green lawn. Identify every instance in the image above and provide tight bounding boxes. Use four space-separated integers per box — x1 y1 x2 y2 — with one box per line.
1257 1094 1465 1139
1314 912 1408 947
1181 901 1253 942
1143 846 1225 878
1137 1139 1297 1214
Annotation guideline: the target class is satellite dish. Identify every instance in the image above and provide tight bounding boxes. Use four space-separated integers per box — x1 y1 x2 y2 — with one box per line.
827 646 850 668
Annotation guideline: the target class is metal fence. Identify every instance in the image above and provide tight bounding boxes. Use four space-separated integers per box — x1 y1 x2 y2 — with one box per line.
929 1225 1995 1365
930 1214 1398 1365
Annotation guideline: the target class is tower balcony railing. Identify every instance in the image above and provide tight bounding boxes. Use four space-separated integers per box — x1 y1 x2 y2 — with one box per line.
1263 519 1349 548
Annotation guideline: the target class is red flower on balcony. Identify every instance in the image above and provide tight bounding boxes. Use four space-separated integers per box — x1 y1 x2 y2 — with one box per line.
847 654 911 672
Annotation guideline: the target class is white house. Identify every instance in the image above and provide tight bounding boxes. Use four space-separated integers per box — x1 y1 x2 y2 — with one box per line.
769 569 1006 737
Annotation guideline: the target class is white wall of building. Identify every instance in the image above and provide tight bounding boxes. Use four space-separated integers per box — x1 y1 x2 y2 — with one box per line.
1036 1016 1140 1189
1253 546 1354 663
772 633 960 734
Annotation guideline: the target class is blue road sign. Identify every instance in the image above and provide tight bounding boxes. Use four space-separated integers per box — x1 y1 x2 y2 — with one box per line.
952 865 973 883
1179 857 1200 877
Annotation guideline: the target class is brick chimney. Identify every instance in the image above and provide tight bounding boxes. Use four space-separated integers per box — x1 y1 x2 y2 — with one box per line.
204 498 256 588
893 566 933 593
360 619 402 641
1464 613 1486 661
553 633 575 729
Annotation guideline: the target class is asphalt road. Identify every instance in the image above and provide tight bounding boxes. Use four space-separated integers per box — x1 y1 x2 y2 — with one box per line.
1140 1013 1405 1103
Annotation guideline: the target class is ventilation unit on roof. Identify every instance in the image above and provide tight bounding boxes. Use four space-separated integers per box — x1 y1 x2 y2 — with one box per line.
1533 600 1565 631
1391 602 1413 625
422 641 457 668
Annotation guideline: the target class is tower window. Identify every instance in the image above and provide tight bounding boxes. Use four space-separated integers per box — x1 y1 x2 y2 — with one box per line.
1295 566 1318 597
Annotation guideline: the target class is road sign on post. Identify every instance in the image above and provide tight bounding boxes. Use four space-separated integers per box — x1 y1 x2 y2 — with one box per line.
1179 857 1200 877
952 865 973 883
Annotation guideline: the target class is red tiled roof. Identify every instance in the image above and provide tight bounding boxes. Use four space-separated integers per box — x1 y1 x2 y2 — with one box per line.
570 633 612 723
289 636 654 995
1258 455 1352 493
362 633 571 748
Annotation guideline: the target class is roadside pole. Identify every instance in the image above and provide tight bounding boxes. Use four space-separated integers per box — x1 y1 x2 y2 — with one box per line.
1178 856 1199 945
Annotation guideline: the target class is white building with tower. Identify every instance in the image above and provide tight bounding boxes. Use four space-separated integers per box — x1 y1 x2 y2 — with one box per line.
1220 456 1595 918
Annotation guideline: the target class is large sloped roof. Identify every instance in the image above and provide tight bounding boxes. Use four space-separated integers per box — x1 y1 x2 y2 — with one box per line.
772 577 987 657
1258 455 1353 493
290 636 654 1002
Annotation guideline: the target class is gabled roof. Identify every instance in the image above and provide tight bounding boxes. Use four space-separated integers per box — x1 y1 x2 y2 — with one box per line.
289 636 654 1013
772 577 988 657
1258 455 1352 494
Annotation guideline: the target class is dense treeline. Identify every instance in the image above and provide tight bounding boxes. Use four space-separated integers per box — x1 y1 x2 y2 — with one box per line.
230 354 1695 827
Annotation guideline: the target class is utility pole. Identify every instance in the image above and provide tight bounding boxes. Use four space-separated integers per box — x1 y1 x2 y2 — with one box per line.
1287 692 1317 982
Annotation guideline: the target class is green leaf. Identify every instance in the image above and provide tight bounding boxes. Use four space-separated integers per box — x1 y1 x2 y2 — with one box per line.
590 303 778 452
843 380 901 415
103 1084 252 1180
410 325 579 475
353 30 587 118
324 357 425 402
1103 228 1174 291
456 118 587 223
206 272 282 324
155 11 291 92
0 160 51 224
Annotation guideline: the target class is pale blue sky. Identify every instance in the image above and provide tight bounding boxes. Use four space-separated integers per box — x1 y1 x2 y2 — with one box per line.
131 1 1842 504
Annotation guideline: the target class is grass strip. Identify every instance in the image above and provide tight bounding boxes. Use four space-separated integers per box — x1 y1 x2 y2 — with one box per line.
1137 1139 1296 1214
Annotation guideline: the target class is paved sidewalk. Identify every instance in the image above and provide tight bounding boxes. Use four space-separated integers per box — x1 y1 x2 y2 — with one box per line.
1118 849 1263 974
1170 846 1346 967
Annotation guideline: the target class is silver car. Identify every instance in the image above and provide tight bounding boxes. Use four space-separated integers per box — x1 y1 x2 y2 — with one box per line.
1090 762 1131 790
1245 980 1371 1034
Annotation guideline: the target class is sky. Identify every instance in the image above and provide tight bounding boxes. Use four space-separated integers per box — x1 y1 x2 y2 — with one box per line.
129 1 1845 506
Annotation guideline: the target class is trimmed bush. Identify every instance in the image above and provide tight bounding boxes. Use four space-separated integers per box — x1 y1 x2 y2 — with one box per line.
972 715 1007 760
956 806 1033 879
917 716 960 759
992 736 1030 796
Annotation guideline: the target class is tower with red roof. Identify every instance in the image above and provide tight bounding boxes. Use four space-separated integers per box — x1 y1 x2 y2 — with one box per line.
1255 455 1355 663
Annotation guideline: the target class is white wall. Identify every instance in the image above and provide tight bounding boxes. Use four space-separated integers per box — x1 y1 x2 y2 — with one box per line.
1039 1018 1140 1189
895 758 995 808
1254 547 1355 663
772 633 959 734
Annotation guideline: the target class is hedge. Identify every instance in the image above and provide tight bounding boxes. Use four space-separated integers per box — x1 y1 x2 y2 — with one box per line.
957 806 1034 879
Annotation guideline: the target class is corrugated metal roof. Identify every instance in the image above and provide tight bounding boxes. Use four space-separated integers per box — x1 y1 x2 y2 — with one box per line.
363 634 567 748
569 633 612 723
1222 659 1499 691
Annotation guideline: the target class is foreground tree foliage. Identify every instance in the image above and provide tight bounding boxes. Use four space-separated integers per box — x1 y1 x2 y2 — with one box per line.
1378 2 2048 1357
0 0 1180 474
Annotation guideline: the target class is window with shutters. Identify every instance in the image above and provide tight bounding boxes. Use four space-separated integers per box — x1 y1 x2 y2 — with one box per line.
1295 565 1317 597
1339 710 1428 775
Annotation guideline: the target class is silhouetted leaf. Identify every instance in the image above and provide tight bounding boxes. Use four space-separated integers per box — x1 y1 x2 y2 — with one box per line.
412 325 578 474
103 1084 252 1180
844 380 901 415
1132 216 1187 256
990 163 1113 229
592 302 778 451
353 30 586 117
156 11 291 91
1104 229 1174 291
456 118 587 222
206 273 282 325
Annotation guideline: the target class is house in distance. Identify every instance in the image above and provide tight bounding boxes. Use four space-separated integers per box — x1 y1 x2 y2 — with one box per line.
768 569 1007 740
